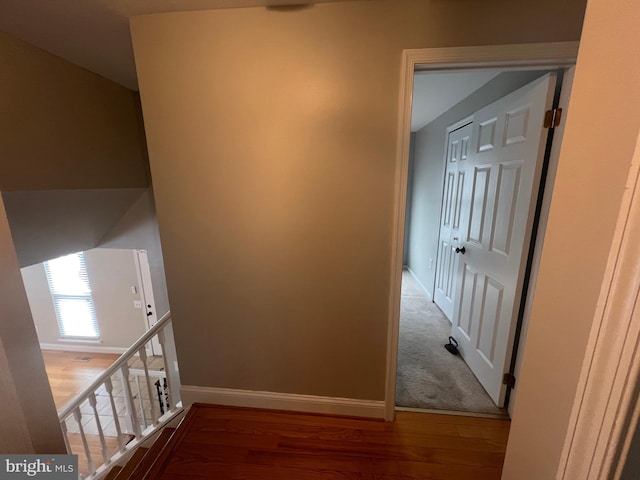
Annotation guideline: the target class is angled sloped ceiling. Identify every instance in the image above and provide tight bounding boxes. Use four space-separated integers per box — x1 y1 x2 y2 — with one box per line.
2 188 146 267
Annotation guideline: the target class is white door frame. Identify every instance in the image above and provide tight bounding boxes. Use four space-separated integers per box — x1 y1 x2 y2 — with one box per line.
385 42 579 421
558 133 640 479
133 249 162 355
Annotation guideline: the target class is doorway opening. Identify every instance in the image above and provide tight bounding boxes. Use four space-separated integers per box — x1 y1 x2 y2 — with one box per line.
389 48 577 419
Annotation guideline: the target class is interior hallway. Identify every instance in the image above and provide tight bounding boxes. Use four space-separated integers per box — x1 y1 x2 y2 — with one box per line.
396 271 504 415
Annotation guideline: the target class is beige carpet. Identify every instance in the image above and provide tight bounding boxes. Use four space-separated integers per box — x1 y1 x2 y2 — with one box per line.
395 270 504 415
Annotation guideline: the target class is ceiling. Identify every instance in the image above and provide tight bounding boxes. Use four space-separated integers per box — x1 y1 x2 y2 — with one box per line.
1 2 506 125
411 70 501 132
0 0 365 90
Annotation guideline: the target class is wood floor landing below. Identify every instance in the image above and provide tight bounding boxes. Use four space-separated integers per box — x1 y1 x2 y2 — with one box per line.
151 403 511 479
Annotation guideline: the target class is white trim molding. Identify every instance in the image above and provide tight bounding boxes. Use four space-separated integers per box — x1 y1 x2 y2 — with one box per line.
39 343 128 355
181 385 385 419
406 267 432 301
558 133 640 479
385 42 579 421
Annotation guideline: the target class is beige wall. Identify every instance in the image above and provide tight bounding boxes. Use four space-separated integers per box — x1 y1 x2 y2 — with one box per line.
0 197 64 453
0 336 34 453
22 248 148 350
0 31 148 191
502 0 640 477
130 0 587 401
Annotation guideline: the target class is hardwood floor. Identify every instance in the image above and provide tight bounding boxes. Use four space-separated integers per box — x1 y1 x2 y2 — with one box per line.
153 404 510 480
41 350 120 408
42 352 511 478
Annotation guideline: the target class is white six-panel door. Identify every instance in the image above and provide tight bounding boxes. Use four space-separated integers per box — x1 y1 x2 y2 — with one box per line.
433 122 472 321
450 74 556 406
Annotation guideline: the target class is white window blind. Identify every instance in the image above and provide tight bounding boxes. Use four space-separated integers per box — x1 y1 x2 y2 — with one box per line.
44 252 100 339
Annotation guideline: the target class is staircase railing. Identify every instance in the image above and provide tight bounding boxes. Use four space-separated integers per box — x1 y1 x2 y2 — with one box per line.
57 312 182 479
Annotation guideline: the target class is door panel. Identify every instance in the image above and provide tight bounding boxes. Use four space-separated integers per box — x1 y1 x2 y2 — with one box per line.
451 74 556 406
490 162 522 256
457 263 478 340
467 165 491 246
476 275 504 366
443 171 455 227
434 123 472 321
453 171 465 230
478 118 497 151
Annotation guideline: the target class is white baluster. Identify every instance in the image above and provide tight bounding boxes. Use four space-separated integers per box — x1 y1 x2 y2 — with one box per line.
139 347 160 425
104 377 125 453
134 375 147 430
60 419 72 454
120 364 141 439
74 407 95 475
88 392 109 465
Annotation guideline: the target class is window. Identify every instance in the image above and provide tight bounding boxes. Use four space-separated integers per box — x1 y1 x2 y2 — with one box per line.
44 252 100 339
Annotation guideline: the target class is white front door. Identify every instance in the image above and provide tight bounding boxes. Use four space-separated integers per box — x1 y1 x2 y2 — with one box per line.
451 74 556 406
134 249 162 356
434 122 472 321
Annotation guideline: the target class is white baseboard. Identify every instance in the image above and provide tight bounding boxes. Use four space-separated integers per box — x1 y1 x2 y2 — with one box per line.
406 267 433 301
39 343 128 355
180 385 386 419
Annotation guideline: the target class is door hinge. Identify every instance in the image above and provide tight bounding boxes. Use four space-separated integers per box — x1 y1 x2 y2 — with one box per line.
503 373 516 388
544 108 563 129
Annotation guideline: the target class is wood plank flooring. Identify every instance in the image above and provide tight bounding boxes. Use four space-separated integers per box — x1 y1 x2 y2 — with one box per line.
41 350 120 408
153 404 510 480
